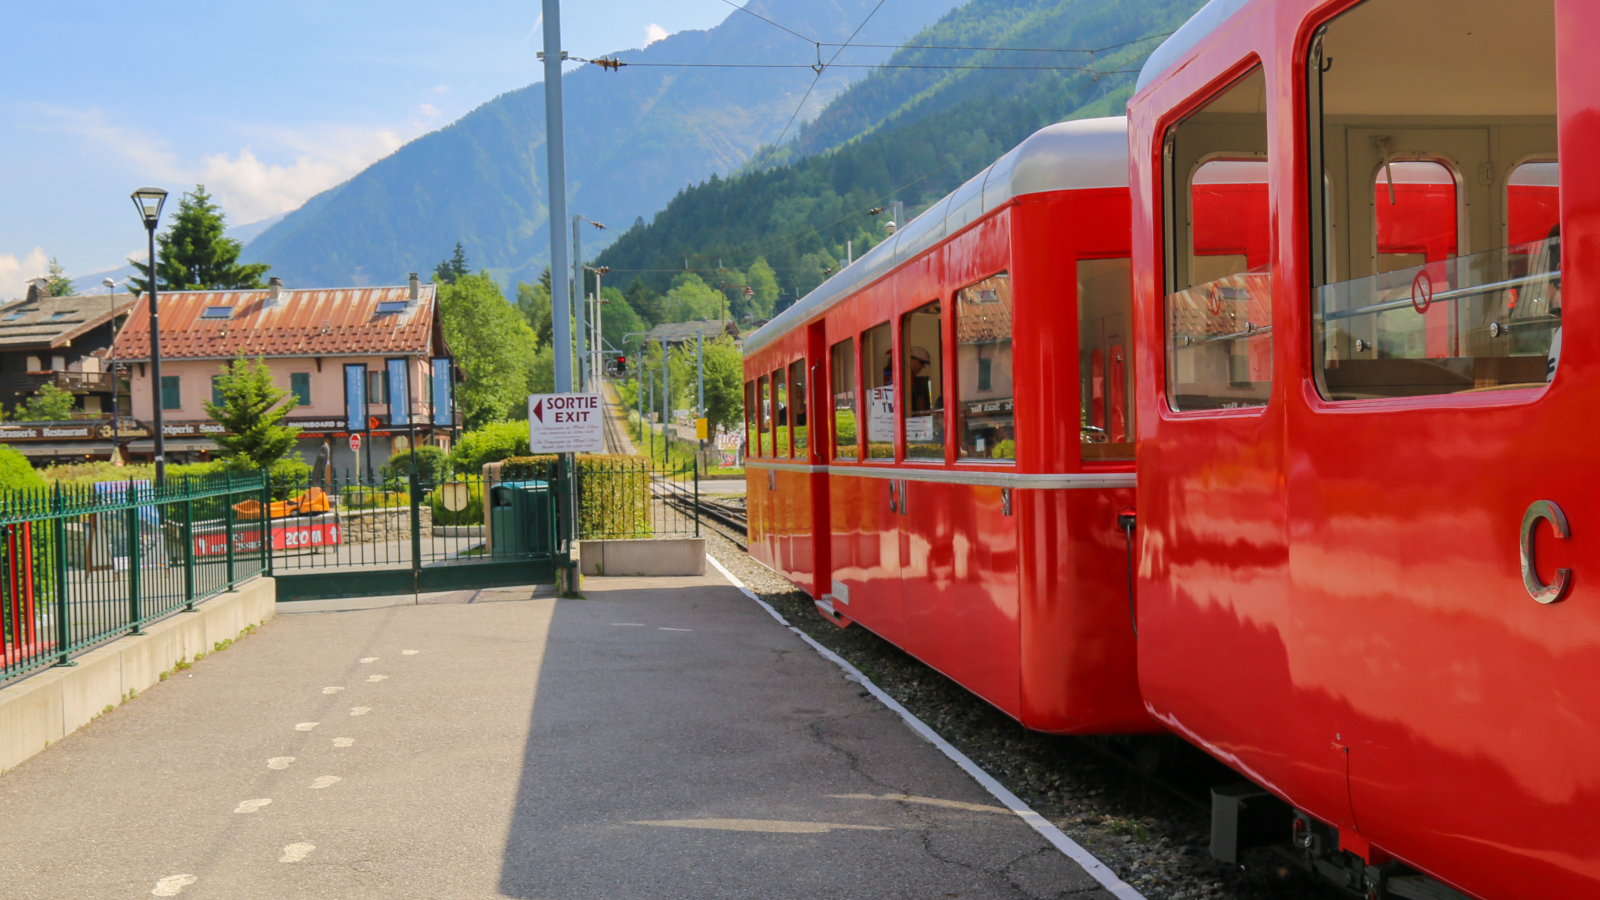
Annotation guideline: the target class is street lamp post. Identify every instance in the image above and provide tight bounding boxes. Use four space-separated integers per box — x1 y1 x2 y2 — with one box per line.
130 187 168 483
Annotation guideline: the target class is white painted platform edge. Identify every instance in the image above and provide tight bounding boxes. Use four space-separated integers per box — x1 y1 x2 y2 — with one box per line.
705 554 1148 900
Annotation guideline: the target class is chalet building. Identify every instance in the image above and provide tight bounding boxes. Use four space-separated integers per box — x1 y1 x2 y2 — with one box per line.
0 280 130 440
107 275 459 472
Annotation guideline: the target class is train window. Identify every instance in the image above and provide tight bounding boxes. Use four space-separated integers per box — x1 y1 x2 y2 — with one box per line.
1078 259 1135 460
744 380 755 456
955 274 1014 461
772 369 789 458
830 339 857 460
901 300 945 460
1163 67 1273 412
756 373 771 457
862 322 894 458
1310 0 1559 398
789 360 808 456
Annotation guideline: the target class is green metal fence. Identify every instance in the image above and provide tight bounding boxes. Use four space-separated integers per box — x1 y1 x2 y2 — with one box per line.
268 466 567 601
0 473 270 687
575 457 700 539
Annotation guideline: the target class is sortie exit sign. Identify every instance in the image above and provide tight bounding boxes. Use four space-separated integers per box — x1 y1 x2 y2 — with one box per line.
527 393 604 453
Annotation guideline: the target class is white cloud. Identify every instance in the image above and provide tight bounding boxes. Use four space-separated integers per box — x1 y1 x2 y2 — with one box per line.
645 23 669 46
0 247 49 302
33 105 425 230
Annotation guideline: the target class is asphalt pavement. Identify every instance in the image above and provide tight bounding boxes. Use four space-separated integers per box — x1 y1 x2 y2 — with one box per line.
0 571 1114 900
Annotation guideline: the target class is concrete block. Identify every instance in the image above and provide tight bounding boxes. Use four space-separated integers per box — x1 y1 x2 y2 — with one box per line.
0 672 64 773
0 575 276 777
580 539 706 577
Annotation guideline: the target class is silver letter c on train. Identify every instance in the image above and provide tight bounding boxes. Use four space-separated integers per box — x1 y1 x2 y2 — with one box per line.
1520 500 1572 604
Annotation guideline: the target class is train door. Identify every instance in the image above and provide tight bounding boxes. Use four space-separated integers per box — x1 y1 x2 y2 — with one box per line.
805 321 830 601
1297 0 1594 888
780 357 815 589
838 321 905 642
897 298 951 671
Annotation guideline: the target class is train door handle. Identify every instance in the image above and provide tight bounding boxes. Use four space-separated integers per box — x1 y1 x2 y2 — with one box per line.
888 479 897 514
768 469 777 491
1001 487 1012 517
899 480 908 517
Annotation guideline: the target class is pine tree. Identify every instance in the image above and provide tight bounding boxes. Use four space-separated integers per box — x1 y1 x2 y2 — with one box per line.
203 356 302 469
128 186 271 293
434 242 470 284
45 258 76 297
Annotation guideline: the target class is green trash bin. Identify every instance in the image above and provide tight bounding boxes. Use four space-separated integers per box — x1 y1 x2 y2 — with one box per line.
488 480 550 556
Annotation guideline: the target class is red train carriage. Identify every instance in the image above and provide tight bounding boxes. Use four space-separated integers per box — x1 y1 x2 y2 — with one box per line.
742 117 1157 734
1129 0 1594 896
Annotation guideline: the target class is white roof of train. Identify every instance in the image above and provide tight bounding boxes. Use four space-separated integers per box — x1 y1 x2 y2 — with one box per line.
742 116 1129 356
1135 0 1254 93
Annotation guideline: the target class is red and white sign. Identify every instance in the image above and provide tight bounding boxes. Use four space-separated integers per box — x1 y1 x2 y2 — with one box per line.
349 433 361 451
527 393 604 453
192 520 343 557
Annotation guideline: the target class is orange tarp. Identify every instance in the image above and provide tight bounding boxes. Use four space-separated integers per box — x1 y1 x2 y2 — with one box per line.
232 488 331 520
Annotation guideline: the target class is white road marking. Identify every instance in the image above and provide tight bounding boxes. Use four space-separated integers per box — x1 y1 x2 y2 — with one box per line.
350 707 371 716
658 627 692 632
234 799 272 814
367 674 387 682
402 649 419 655
829 793 1010 814
629 819 888 834
706 554 1151 900
310 776 342 790
150 874 197 896
267 757 295 770
359 657 379 663
322 687 344 694
279 843 316 863
611 623 646 627
295 722 319 731
332 737 355 748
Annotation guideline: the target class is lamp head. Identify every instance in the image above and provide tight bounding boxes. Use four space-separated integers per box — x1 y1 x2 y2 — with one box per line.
130 187 168 228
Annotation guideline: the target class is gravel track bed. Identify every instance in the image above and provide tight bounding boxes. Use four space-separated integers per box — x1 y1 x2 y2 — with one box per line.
704 530 1345 900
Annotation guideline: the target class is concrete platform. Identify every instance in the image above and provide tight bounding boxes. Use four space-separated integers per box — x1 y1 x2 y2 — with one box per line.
0 569 1117 900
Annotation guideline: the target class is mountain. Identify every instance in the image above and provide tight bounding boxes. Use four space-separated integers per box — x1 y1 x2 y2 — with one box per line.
593 0 1204 311
241 0 964 290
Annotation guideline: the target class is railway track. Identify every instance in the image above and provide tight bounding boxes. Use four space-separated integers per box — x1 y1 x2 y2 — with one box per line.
657 486 748 551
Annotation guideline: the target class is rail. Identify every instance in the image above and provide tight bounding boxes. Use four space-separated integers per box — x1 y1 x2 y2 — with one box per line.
1 472 270 687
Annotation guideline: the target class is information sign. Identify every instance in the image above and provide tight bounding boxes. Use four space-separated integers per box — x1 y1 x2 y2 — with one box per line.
865 386 896 443
528 393 604 453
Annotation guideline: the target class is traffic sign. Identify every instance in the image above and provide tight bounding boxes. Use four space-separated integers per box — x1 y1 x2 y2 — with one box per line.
528 393 604 453
349 433 361 451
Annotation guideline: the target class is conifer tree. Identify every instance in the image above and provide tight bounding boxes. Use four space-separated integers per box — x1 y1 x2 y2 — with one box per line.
203 356 302 469
129 186 270 292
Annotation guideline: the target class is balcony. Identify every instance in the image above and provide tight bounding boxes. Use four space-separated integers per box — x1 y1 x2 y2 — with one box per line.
7 371 117 395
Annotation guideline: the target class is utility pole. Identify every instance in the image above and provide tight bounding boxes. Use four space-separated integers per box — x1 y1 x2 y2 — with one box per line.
541 0 572 393
572 215 586 392
662 347 670 469
696 328 705 469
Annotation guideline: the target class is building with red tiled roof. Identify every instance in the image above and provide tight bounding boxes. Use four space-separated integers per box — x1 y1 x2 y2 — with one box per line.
108 275 458 470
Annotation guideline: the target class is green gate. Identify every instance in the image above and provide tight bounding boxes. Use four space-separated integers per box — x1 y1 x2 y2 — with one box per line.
271 468 568 602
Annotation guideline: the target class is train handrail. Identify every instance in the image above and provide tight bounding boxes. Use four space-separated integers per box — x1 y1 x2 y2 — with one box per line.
1318 270 1559 322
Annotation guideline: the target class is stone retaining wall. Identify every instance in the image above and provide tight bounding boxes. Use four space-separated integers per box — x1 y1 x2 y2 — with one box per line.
340 505 433 543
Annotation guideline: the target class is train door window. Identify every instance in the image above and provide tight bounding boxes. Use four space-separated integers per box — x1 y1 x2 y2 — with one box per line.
744 380 755 457
1309 0 1558 398
789 360 808 457
861 322 894 458
830 338 858 459
756 373 771 457
901 301 945 460
772 369 789 457
1164 67 1273 411
955 274 1014 461
1079 259 1135 460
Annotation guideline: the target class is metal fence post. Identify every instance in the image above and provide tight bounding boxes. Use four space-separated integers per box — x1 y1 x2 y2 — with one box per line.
409 469 422 585
126 481 141 635
261 469 274 577
52 482 72 666
693 460 700 537
224 470 236 589
182 476 196 611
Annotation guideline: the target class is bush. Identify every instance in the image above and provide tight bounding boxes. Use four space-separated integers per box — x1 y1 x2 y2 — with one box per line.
450 421 530 473
499 454 651 538
381 446 451 483
344 488 408 510
0 444 45 491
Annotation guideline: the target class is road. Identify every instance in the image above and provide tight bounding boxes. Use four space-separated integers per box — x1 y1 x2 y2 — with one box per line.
0 572 1115 899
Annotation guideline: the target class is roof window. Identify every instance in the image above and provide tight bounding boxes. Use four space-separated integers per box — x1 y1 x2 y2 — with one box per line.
375 300 408 314
48 312 70 321
4 312 23 322
201 306 234 319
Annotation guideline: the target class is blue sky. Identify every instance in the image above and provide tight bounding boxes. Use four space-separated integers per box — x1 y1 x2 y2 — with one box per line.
0 0 735 297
